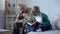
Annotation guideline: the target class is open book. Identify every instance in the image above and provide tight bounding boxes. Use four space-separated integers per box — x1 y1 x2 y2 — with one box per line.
27 21 40 28
27 15 42 28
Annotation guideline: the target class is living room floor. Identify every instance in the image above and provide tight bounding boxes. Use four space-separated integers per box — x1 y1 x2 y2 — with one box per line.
0 29 12 34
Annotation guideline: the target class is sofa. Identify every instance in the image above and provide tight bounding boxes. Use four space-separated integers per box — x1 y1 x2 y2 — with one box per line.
27 15 60 34
0 29 12 34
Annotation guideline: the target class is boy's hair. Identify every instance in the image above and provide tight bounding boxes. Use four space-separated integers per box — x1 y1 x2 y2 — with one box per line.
33 6 40 16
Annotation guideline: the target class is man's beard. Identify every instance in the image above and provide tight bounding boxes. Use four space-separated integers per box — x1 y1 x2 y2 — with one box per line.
22 11 27 13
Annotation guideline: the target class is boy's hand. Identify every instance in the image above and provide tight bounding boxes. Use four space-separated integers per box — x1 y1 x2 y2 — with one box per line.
27 21 33 25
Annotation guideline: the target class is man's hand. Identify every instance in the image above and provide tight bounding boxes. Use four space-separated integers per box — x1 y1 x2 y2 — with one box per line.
17 20 23 22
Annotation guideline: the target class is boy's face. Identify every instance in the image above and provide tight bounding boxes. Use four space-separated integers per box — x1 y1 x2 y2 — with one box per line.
33 10 41 16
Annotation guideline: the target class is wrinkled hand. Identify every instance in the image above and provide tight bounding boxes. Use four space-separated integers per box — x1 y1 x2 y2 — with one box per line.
17 20 23 22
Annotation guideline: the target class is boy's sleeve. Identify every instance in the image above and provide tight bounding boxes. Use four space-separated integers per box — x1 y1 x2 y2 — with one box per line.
42 14 52 30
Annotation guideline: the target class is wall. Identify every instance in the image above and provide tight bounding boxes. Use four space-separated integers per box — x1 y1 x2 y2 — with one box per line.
58 0 60 15
0 0 5 28
20 0 60 22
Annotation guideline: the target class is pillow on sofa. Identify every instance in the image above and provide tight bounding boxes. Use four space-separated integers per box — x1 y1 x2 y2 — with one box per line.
55 18 60 30
50 16 59 30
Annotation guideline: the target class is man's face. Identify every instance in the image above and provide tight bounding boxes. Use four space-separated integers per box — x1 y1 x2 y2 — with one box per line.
19 5 26 12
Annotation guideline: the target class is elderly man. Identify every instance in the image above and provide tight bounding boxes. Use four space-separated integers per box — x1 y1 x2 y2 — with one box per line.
13 3 32 34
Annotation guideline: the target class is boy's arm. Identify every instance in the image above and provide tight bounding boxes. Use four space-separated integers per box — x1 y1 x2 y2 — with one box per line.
42 14 52 30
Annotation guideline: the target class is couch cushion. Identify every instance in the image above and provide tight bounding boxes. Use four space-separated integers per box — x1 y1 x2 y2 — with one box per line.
50 15 60 30
55 18 60 30
27 30 60 34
